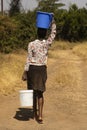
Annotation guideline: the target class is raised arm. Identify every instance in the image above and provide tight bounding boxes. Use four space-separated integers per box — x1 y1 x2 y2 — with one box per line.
47 19 56 45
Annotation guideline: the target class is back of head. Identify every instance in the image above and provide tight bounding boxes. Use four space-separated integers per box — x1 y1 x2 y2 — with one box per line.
37 28 47 39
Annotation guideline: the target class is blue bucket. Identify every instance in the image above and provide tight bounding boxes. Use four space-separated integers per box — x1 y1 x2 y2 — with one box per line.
36 11 53 29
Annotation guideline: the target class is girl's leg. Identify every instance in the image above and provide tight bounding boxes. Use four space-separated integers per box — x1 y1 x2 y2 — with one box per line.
33 91 38 118
37 91 44 121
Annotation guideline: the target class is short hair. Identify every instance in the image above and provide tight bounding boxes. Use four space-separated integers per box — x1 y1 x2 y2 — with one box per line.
37 28 47 39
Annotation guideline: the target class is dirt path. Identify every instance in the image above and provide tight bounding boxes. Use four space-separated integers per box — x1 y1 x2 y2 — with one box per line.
0 50 87 130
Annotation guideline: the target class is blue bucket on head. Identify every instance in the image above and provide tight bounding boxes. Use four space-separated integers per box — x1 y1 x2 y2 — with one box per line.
36 11 53 29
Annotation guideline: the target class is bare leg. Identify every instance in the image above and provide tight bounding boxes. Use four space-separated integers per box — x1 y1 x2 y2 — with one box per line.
34 91 44 123
33 91 37 119
38 96 44 120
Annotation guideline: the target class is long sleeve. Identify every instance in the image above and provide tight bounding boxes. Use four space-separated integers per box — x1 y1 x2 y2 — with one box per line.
24 56 30 71
24 43 32 71
47 20 56 45
24 20 56 70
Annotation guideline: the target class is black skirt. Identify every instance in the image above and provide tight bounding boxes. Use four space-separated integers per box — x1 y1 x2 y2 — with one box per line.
27 65 47 92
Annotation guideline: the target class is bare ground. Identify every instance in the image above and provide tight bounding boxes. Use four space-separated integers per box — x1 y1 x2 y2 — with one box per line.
0 50 87 130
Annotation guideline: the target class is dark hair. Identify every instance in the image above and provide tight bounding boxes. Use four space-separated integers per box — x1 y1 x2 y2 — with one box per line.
37 28 47 39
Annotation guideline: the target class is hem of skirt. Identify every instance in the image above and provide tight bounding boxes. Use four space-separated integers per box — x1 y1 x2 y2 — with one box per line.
33 88 46 92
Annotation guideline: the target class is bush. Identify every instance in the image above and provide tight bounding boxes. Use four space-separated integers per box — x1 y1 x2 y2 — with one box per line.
0 15 18 53
0 11 37 53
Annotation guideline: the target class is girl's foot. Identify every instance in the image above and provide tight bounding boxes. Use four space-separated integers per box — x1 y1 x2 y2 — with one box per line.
37 117 43 124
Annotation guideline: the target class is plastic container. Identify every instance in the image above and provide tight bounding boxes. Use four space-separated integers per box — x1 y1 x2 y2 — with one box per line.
36 11 53 29
19 90 33 107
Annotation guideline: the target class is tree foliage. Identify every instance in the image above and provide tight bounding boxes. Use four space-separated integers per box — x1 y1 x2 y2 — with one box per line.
0 11 36 53
9 0 21 16
36 0 65 13
58 4 87 41
0 15 18 53
0 0 87 53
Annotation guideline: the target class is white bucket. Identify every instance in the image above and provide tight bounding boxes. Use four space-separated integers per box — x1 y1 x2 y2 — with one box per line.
19 90 33 107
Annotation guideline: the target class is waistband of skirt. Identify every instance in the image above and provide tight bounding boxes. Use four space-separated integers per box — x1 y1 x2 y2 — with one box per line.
29 64 47 68
29 63 46 66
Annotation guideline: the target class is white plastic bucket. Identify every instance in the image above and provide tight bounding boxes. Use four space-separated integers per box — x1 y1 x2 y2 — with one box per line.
19 90 33 107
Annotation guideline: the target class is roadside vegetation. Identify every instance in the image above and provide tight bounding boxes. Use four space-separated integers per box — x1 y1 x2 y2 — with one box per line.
0 0 87 53
72 42 87 59
0 41 87 95
0 0 87 95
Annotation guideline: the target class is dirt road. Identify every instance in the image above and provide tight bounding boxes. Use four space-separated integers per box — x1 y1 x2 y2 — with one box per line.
0 50 87 130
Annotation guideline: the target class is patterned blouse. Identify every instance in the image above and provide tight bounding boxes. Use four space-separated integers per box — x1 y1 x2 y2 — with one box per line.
24 22 56 71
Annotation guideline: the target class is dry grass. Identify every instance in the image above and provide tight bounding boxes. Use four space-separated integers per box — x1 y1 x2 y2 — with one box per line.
48 41 77 58
47 41 84 101
55 61 81 89
0 50 27 95
72 41 87 59
50 41 77 50
48 52 82 91
0 41 87 96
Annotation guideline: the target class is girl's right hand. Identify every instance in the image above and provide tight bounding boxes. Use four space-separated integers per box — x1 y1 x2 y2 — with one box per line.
22 71 27 81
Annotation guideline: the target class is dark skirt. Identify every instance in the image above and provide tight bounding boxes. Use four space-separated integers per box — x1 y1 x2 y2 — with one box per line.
27 65 47 92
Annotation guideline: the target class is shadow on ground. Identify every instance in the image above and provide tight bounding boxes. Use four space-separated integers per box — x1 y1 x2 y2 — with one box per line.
14 108 34 121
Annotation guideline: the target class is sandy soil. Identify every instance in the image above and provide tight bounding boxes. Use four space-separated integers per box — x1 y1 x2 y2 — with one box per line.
0 50 87 130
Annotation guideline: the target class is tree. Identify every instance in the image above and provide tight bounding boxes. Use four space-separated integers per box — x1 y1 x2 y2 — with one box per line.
36 0 65 13
61 4 87 41
9 0 21 16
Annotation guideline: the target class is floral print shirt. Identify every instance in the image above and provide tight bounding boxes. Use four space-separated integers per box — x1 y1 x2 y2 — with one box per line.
24 22 56 71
